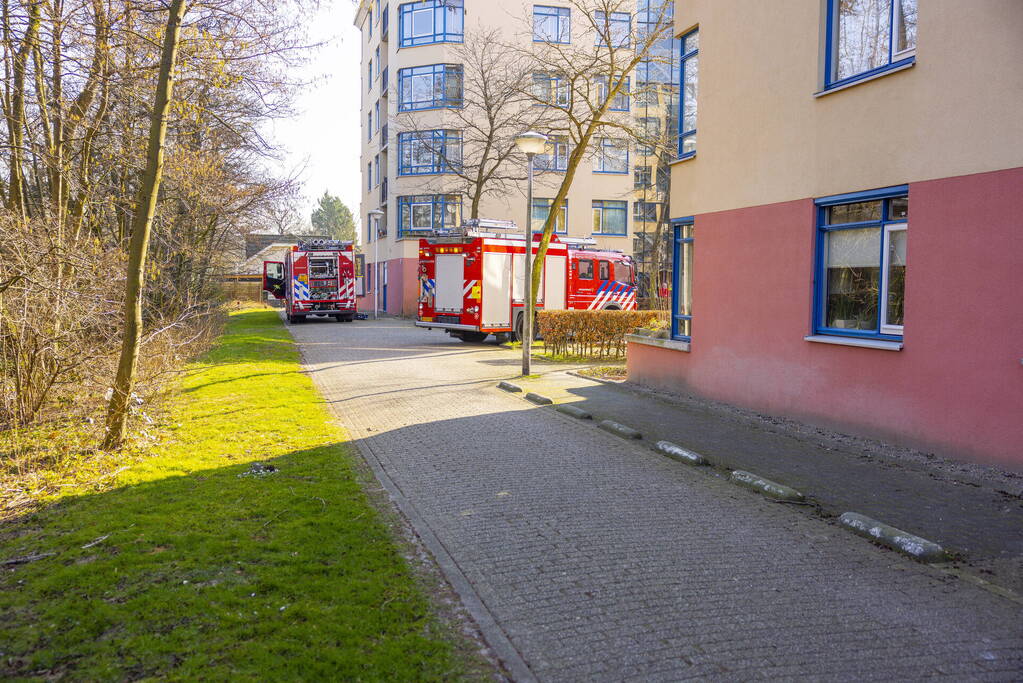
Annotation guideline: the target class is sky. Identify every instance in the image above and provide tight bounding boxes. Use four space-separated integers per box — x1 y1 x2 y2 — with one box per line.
267 2 363 229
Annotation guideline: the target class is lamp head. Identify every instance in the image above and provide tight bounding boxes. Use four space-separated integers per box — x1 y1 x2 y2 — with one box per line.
515 130 549 156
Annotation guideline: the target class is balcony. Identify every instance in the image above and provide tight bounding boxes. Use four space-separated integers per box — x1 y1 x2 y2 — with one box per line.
381 6 389 42
379 177 388 205
380 67 389 95
380 123 388 149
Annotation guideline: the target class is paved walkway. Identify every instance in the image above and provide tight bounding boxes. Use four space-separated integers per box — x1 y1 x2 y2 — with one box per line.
293 318 1023 681
513 369 1023 595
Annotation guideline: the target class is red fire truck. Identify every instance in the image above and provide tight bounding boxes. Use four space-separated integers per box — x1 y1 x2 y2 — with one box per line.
262 240 358 323
415 220 636 342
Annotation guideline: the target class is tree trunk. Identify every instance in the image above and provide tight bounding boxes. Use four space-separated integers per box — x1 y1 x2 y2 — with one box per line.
102 0 186 450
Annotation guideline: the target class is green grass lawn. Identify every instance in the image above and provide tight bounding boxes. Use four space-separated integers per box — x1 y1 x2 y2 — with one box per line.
0 309 474 680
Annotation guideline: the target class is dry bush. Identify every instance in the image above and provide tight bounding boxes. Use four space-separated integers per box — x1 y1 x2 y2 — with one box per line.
0 217 224 511
537 310 659 359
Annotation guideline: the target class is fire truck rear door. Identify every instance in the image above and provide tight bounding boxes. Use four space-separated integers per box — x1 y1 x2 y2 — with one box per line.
435 253 465 312
482 251 511 328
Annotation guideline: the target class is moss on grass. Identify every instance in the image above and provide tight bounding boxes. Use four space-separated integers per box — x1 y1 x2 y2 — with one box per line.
0 309 469 680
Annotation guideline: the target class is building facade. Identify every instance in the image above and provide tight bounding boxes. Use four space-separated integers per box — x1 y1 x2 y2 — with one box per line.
627 0 1023 467
355 0 677 316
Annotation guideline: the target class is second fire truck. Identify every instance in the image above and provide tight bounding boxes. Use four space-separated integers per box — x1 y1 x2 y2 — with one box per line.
415 220 636 342
262 239 358 323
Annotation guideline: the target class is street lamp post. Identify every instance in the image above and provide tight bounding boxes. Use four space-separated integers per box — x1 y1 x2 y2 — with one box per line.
368 209 385 320
514 131 549 376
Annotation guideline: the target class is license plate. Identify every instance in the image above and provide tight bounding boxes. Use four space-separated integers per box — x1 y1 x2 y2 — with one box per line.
421 316 434 322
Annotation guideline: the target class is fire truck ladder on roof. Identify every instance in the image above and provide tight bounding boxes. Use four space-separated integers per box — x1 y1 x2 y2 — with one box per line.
424 219 522 240
297 239 353 251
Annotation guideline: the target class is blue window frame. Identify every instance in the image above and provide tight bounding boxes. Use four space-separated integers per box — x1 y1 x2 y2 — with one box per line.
594 11 630 48
367 111 373 141
672 218 694 341
593 138 628 174
397 130 461 175
374 100 380 133
398 194 462 236
532 73 570 107
398 64 463 111
592 200 627 236
824 0 916 91
534 5 570 43
531 198 568 234
678 29 698 159
533 136 569 172
399 0 463 48
595 76 629 112
813 186 908 341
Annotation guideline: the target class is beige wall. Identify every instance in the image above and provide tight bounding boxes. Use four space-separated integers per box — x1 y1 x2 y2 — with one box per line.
672 0 1023 217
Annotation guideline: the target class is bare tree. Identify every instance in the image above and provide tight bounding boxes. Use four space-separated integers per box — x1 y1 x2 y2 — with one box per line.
510 0 676 321
103 0 187 450
393 29 540 219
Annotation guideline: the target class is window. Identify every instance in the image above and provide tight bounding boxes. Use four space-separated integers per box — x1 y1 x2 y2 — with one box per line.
534 5 570 43
374 100 381 133
398 194 462 236
814 187 907 340
397 130 461 175
367 111 373 141
398 64 463 111
374 154 381 185
577 259 594 279
533 136 569 172
399 0 463 48
594 11 630 48
532 73 570 107
634 165 652 189
374 47 381 77
595 76 630 111
678 29 698 158
368 59 373 90
598 260 611 280
636 1 673 66
531 198 568 234
672 219 694 341
593 138 628 174
633 201 659 222
825 0 917 89
366 162 372 192
592 200 627 235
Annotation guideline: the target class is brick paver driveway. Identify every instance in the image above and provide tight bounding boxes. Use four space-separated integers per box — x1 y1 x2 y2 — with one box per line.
293 317 1023 681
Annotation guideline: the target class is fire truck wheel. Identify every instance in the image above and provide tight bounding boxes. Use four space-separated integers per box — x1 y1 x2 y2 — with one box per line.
603 304 622 311
461 332 488 343
514 313 539 343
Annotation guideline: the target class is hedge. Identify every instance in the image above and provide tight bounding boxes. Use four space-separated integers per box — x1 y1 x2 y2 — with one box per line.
536 309 660 359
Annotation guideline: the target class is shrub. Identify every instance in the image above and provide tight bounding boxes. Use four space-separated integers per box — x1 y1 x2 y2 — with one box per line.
536 309 659 359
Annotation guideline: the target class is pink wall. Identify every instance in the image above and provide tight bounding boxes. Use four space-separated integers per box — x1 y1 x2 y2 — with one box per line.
628 167 1023 468
357 257 419 317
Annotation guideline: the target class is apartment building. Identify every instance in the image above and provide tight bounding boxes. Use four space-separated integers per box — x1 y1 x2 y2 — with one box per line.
628 0 1023 467
355 1 677 316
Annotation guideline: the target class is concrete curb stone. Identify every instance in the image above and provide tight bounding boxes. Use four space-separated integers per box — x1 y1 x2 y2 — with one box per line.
730 470 805 502
556 405 592 420
839 512 947 563
498 381 522 393
525 392 553 406
654 440 708 466
599 420 642 440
